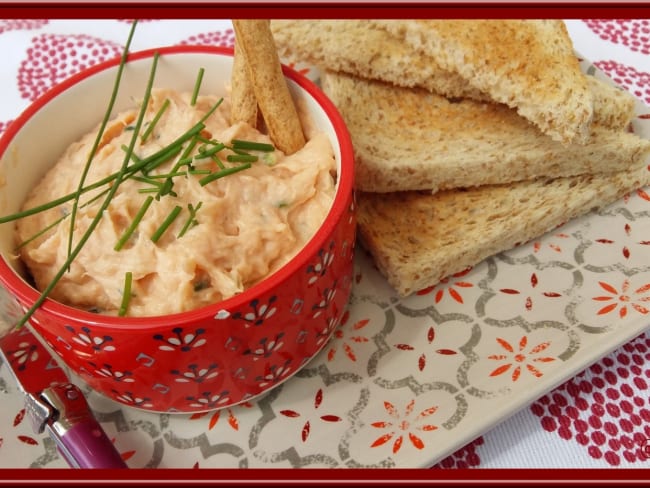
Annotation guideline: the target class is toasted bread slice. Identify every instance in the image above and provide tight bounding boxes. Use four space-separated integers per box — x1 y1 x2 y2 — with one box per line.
357 165 650 296
270 19 487 101
321 71 650 193
271 20 635 132
588 76 636 130
232 19 305 155
373 20 593 144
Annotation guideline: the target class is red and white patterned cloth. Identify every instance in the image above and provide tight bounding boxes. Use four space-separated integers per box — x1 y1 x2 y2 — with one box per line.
0 18 648 470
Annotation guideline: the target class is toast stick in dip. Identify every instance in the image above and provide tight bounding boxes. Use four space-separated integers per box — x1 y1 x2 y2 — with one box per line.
232 19 306 155
230 39 259 127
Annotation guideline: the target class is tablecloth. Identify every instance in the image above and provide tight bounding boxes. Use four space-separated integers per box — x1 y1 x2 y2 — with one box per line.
0 18 648 473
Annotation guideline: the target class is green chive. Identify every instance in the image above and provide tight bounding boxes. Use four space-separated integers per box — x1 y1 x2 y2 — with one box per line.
114 195 154 251
14 220 61 251
211 155 225 170
149 171 187 179
0 101 212 226
230 147 251 155
15 187 111 251
140 98 170 143
121 144 143 164
191 67 205 106
152 136 202 200
4 33 249 328
0 177 113 224
180 136 200 160
176 157 194 167
131 175 163 187
196 142 225 159
141 123 205 167
118 271 133 317
173 138 200 170
196 135 214 145
15 43 158 329
65 20 140 265
156 178 176 199
0 128 199 225
142 144 184 173
197 98 223 125
227 154 258 163
231 139 274 152
199 162 252 186
151 205 182 243
178 201 202 238
188 169 210 175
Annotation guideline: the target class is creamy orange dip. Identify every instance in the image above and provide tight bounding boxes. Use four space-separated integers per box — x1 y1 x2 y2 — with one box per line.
16 89 336 316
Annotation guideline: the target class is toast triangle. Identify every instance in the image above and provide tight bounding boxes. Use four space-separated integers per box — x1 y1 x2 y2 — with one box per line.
357 165 650 296
321 71 649 193
373 20 594 144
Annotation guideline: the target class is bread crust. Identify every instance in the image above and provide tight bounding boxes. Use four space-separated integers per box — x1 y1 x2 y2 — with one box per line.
230 39 259 128
321 71 649 193
232 19 305 155
357 165 650 296
270 19 488 101
271 19 650 298
374 20 594 145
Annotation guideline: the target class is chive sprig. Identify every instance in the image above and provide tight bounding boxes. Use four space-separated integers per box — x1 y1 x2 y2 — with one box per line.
2 22 278 326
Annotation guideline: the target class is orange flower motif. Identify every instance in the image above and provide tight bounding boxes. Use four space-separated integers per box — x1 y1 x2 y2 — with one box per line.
417 268 473 304
595 223 650 259
499 272 562 311
533 233 569 253
487 336 556 382
279 389 342 442
189 402 252 431
394 325 457 372
370 399 439 454
592 279 650 318
327 312 371 362
621 184 650 204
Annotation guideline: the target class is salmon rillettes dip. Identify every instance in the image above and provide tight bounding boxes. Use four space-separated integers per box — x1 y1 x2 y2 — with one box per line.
15 89 337 316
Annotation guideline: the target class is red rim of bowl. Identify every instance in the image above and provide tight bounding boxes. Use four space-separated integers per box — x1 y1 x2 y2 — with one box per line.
0 44 355 331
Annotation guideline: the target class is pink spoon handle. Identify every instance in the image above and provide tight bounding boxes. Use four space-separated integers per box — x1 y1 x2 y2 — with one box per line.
51 416 128 469
41 384 128 469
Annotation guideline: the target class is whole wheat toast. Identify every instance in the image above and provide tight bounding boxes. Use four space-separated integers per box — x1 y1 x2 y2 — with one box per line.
270 19 487 101
321 71 649 193
357 165 650 296
373 20 594 145
271 20 634 132
271 19 650 298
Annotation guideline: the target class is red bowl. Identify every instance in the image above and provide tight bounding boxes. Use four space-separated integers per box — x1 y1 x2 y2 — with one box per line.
0 46 356 413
